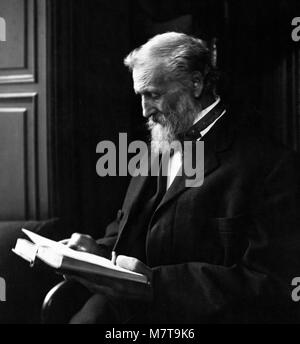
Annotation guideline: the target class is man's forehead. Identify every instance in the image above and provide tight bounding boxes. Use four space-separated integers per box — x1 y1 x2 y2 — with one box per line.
132 62 169 93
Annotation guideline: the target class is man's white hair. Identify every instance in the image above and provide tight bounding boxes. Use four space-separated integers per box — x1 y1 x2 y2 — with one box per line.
124 32 217 90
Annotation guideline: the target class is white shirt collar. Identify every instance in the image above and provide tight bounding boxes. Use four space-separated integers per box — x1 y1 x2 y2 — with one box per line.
193 97 221 125
193 97 226 138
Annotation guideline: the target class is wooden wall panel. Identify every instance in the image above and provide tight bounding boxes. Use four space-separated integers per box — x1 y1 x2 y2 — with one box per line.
0 93 38 220
0 0 49 221
0 0 35 83
0 109 26 219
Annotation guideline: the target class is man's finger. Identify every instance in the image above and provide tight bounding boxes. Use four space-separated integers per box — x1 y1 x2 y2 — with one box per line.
67 233 94 252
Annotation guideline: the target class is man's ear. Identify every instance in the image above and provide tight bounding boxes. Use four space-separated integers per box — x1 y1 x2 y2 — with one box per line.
192 71 204 98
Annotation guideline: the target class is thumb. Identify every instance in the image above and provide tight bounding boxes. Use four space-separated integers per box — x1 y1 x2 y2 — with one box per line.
116 255 141 273
116 255 153 284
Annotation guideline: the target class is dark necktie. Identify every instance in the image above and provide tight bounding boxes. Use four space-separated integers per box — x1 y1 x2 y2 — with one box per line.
154 154 168 206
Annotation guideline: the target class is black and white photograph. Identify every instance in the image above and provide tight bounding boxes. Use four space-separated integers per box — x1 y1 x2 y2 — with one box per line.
0 0 300 328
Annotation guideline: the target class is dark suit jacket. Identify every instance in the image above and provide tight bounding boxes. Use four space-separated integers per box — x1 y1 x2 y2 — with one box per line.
97 111 300 323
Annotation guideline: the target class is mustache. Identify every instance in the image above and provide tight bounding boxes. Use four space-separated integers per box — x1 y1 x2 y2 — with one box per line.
148 111 180 127
148 111 175 126
150 113 166 124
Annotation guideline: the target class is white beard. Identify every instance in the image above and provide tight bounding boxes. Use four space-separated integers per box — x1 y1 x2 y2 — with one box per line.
149 121 176 155
146 90 202 154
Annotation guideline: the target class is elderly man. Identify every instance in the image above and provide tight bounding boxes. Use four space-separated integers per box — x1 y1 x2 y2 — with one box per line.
59 32 300 323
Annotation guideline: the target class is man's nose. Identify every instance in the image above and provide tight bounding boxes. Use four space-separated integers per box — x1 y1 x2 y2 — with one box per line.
141 97 156 118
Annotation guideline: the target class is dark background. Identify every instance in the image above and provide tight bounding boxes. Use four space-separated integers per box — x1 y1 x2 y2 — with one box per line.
51 0 300 238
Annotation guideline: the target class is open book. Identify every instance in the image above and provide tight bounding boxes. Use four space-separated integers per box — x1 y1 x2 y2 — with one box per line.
12 229 148 285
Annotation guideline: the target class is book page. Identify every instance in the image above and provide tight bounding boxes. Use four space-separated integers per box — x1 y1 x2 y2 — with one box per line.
22 229 144 277
22 229 69 253
12 239 38 264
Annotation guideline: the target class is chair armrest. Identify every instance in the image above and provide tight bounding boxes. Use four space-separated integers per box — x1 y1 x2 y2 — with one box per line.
41 280 91 324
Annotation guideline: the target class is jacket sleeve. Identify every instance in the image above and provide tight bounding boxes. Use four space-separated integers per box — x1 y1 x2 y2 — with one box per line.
148 151 300 323
95 210 122 259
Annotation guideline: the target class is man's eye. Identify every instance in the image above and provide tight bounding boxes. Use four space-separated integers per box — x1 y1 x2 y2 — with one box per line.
141 92 161 100
150 93 160 99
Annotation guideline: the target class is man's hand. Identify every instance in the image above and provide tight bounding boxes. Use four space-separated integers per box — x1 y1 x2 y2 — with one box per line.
68 255 154 302
61 235 153 301
60 233 102 255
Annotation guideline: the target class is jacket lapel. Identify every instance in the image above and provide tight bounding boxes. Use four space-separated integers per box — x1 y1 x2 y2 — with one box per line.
116 152 159 234
151 142 219 214
153 112 235 214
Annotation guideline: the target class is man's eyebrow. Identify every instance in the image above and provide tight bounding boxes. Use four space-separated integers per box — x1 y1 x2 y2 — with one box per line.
135 86 162 95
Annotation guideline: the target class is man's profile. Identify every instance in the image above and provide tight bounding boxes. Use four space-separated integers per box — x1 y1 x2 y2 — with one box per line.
50 32 300 324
